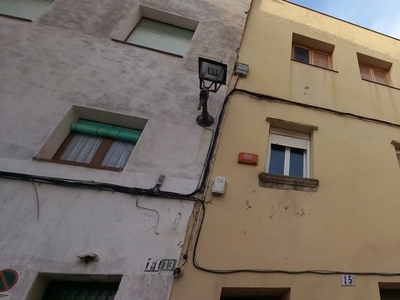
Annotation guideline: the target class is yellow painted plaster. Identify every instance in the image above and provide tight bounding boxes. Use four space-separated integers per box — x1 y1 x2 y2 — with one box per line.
170 1 400 299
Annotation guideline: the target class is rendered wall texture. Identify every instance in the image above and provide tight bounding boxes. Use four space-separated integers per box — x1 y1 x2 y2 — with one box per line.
169 1 400 300
0 0 251 299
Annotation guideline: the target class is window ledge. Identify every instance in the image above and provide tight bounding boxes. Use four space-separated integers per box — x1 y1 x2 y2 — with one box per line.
0 13 32 22
259 172 319 192
291 59 338 73
111 39 184 58
361 78 400 90
33 157 123 172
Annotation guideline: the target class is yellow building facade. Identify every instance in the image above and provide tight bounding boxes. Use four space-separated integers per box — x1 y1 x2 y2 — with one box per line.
170 0 400 299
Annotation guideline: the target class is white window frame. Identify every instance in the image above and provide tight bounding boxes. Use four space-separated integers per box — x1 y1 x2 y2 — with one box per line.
266 128 310 178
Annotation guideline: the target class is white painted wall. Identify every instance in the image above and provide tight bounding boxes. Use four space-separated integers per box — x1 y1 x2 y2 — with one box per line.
0 0 251 298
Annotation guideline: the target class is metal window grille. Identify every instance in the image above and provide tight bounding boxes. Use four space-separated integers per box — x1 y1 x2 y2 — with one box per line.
42 281 119 300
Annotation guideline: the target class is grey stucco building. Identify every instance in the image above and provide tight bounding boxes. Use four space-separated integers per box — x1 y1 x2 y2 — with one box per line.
0 0 251 299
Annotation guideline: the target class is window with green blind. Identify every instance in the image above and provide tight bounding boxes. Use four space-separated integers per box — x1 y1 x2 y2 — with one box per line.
52 119 142 171
42 281 119 300
126 18 194 56
0 0 54 20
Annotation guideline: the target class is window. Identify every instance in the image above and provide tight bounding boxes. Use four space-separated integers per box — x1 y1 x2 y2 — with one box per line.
291 33 334 70
0 0 54 21
357 53 392 86
359 65 390 85
52 119 142 171
27 273 122 300
42 281 119 300
380 289 400 300
267 128 309 178
260 119 318 192
126 18 194 56
220 288 290 300
292 45 330 69
113 5 198 57
379 283 400 300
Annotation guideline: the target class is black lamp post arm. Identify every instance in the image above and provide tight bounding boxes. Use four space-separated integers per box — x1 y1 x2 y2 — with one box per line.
198 88 210 115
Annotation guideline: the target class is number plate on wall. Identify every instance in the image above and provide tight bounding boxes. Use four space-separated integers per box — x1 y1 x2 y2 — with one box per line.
341 274 355 286
144 258 177 272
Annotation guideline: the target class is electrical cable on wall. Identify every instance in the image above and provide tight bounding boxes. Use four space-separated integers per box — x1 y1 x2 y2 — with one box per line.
190 197 400 276
188 86 400 276
3 84 400 276
135 187 161 235
31 180 40 221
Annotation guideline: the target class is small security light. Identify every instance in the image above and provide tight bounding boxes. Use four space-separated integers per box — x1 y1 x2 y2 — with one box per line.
198 57 227 93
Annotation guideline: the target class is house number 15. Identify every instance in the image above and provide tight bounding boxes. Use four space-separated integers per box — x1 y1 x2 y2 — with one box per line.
341 274 355 286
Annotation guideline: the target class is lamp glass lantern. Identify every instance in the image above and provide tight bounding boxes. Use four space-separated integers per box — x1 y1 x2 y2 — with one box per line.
198 57 227 93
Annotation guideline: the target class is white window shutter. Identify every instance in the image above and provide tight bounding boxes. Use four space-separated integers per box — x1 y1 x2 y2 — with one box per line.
269 134 308 150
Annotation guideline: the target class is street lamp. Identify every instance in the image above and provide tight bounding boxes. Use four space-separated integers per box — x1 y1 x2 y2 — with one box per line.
198 57 227 93
196 57 227 127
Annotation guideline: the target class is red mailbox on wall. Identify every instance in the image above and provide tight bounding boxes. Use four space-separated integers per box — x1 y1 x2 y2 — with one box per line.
238 152 258 165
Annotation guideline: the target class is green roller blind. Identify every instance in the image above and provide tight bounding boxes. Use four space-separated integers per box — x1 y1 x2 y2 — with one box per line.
126 18 194 56
71 120 142 143
0 0 54 20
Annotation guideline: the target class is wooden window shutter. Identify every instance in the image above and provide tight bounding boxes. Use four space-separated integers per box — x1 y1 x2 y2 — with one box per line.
359 65 372 81
313 51 329 69
373 68 388 85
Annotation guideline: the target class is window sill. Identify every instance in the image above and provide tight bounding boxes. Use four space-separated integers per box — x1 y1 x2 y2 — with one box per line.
259 172 319 192
111 39 184 58
0 13 33 22
291 59 338 73
33 157 123 172
361 78 400 90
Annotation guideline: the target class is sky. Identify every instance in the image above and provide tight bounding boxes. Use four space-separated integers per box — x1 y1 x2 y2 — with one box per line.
288 0 400 39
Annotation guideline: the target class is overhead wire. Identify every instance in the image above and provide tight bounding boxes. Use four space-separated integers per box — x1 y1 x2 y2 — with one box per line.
188 85 400 276
2 83 400 276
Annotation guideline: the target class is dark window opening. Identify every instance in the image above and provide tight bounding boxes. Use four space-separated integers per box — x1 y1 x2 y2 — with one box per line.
380 289 400 300
42 281 119 300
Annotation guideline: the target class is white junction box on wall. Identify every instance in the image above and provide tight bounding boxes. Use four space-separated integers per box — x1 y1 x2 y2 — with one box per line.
212 176 227 195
